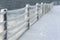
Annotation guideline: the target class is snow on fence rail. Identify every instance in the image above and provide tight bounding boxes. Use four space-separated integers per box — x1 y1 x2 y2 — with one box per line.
0 2 54 40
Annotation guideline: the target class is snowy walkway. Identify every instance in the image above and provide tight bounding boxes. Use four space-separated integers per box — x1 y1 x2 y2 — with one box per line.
19 5 60 40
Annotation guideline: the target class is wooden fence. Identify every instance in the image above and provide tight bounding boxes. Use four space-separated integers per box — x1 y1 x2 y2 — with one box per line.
0 2 54 40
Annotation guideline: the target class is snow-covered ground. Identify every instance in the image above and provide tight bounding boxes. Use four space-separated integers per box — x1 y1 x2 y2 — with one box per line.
19 5 60 40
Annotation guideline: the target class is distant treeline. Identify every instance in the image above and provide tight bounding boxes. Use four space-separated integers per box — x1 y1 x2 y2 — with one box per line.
0 0 59 10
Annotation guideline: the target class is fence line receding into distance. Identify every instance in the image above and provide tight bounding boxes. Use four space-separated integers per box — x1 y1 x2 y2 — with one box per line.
0 2 54 40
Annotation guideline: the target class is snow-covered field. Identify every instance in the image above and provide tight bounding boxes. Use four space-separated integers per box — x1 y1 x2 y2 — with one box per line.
0 5 60 40
19 5 60 40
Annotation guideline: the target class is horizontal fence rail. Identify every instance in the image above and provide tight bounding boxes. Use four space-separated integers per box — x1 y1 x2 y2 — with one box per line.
0 2 54 40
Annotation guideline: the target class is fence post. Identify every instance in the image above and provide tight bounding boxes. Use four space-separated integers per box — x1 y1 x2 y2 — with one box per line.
41 2 43 16
1 9 7 40
36 3 39 21
43 3 46 14
44 3 46 14
25 4 30 29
